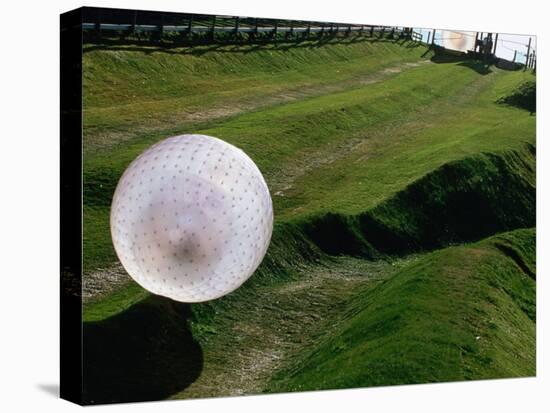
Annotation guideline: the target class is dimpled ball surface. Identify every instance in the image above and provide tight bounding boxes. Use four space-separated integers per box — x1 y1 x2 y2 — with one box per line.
110 134 273 302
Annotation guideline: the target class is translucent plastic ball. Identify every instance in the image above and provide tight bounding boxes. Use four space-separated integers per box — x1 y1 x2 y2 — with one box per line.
110 134 273 302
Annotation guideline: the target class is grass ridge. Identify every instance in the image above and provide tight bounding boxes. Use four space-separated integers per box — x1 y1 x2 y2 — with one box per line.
267 227 536 392
300 144 535 256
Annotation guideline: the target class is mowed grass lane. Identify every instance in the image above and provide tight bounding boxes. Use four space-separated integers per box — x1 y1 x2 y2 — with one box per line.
83 38 428 154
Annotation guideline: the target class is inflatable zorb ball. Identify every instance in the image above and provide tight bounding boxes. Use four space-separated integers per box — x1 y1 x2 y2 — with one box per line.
110 134 273 302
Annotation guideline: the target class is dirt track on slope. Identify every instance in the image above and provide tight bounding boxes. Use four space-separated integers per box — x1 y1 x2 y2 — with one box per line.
171 257 405 399
84 60 431 155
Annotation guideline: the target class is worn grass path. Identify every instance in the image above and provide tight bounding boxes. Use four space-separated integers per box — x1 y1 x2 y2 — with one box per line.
267 60 490 199
83 39 428 155
172 257 407 398
172 227 535 399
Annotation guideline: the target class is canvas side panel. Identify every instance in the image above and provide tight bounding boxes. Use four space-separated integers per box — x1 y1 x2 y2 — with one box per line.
60 7 83 406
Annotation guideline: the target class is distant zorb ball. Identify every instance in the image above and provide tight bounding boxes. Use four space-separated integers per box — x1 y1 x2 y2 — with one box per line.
110 134 273 302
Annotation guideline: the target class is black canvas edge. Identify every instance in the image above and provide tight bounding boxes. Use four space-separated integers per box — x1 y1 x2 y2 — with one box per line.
60 7 83 406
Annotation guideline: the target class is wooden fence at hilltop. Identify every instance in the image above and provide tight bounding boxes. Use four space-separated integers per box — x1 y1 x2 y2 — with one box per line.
75 7 535 71
78 7 411 42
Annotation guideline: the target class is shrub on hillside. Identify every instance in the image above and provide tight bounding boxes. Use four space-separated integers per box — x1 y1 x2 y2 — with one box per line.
497 80 536 114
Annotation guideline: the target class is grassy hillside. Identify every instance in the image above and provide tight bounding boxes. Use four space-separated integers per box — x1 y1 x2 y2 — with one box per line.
268 228 535 392
83 38 535 274
83 38 428 154
303 144 535 256
80 35 536 403
82 148 536 403
83 38 436 273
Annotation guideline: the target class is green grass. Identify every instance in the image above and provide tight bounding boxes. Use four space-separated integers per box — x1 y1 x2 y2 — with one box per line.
84 221 321 322
82 40 534 274
271 67 535 217
83 280 149 323
82 38 438 274
82 147 536 400
268 228 535 392
80 37 536 402
497 79 536 113
301 144 536 256
83 38 428 154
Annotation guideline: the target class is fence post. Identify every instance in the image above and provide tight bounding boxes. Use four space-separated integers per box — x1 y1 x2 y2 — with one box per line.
254 18 259 35
234 16 240 35
370 25 374 37
524 37 531 70
273 20 278 38
307 22 311 37
132 10 137 36
95 9 101 37
187 16 193 36
211 15 217 39
158 14 164 40
512 50 517 63
492 33 498 55
390 26 395 39
431 28 436 46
